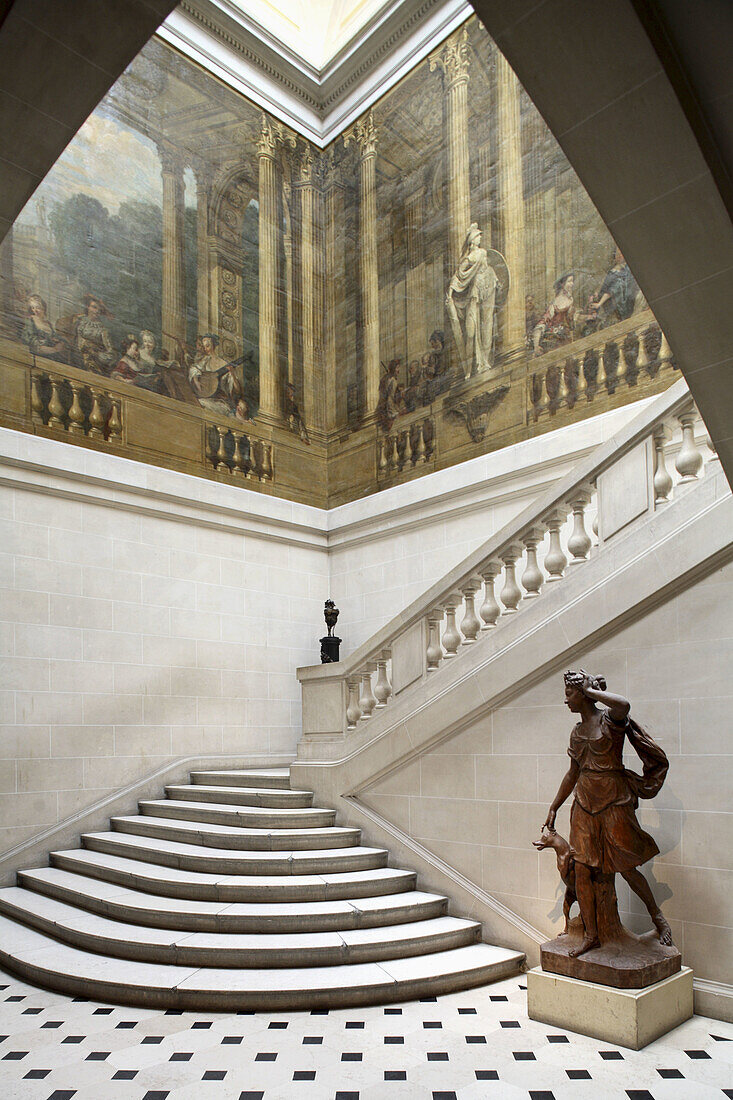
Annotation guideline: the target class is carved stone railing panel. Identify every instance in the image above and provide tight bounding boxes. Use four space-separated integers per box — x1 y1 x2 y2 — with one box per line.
30 367 125 444
203 423 274 482
298 378 711 737
377 410 435 482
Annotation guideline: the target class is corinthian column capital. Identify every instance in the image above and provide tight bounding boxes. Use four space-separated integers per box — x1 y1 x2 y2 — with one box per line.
343 110 377 159
157 141 183 177
257 113 297 160
429 25 470 88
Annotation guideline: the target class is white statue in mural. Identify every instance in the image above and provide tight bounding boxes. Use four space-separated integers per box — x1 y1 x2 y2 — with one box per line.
446 223 509 379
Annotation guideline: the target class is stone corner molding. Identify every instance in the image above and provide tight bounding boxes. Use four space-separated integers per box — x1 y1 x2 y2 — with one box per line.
158 0 473 146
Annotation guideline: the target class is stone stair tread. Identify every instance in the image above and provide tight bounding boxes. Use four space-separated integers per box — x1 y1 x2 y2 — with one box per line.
190 769 292 789
138 801 332 824
64 840 410 898
25 864 444 929
0 914 523 1007
0 887 477 964
136 803 356 844
166 783 313 799
96 825 386 866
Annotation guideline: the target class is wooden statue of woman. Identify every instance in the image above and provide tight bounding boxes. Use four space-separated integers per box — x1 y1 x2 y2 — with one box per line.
542 670 673 961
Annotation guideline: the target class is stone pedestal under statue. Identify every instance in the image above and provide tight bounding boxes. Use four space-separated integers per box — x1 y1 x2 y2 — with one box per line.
527 966 693 1050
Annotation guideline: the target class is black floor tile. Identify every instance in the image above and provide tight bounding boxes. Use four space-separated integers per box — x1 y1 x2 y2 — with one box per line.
529 1093 555 1100
22 1007 43 1015
5 994 24 1001
47 1093 77 1100
254 1052 277 1061
567 1069 591 1079
238 1094 264 1100
345 1022 364 1029
303 1036 322 1044
489 996 507 1003
466 1035 486 1044
427 1053 449 1061
459 1006 478 1013
202 1070 227 1080
657 1069 683 1078
342 1052 363 1061
141 1036 163 1044
24 1070 51 1079
116 1021 136 1029
685 1049 711 1059
170 1052 193 1061
268 1021 288 1029
384 1008 402 1015
293 1071 316 1081
600 1050 624 1060
221 1036 242 1045
2 1051 27 1060
85 1051 109 1061
547 1034 569 1043
626 1092 655 1100
384 1071 407 1081
165 1010 183 1015
384 1036 403 1044
334 1093 359 1100
142 1093 169 1100
192 1022 212 1029
432 1092 456 1100
713 1034 733 1041
61 1037 84 1044
513 1051 536 1061
475 1070 499 1080
423 1021 442 1028
500 1020 520 1028
93 1008 113 1015
42 1022 62 1029
112 1071 138 1080
310 1009 329 1015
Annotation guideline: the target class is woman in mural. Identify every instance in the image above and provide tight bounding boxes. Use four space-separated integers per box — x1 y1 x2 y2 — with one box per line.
21 294 69 363
531 273 576 355
112 335 143 382
134 330 164 393
188 334 243 414
446 224 501 378
74 295 116 375
588 248 643 327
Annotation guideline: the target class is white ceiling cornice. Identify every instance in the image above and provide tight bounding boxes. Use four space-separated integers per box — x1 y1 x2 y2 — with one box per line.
157 0 472 146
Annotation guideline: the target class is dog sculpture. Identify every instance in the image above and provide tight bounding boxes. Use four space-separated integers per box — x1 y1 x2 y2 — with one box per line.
533 827 580 935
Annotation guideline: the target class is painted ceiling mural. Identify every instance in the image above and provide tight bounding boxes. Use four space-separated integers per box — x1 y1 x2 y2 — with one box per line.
0 16 676 505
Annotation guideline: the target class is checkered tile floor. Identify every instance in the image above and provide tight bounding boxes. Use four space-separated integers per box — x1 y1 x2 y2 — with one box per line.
0 967 730 1098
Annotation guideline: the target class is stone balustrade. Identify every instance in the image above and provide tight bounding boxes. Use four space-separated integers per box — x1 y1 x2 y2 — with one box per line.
204 423 274 483
528 311 676 424
30 368 124 443
377 411 434 481
298 378 713 739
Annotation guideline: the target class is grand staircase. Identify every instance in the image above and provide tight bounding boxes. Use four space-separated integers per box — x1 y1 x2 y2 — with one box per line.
0 767 523 1009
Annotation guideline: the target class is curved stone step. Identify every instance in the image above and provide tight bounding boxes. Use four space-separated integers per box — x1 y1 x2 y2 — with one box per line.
165 784 313 808
138 800 358 844
26 863 448 930
0 916 524 1009
0 888 479 967
84 828 390 878
110 813 348 852
137 802 335 830
191 768 291 789
50 849 419 906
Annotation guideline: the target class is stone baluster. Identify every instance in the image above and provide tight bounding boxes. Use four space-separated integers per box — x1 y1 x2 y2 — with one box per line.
567 490 593 564
373 652 392 708
479 563 501 628
705 434 721 467
415 421 427 463
30 374 44 419
215 427 229 472
358 663 378 719
658 331 674 370
459 581 481 644
244 436 257 479
675 408 703 483
499 546 522 614
520 529 544 598
597 345 610 393
441 596 461 658
652 426 673 504
108 397 122 441
378 436 388 476
67 384 85 435
88 390 105 439
346 677 362 730
573 358 586 403
47 380 65 428
543 510 568 581
426 609 444 671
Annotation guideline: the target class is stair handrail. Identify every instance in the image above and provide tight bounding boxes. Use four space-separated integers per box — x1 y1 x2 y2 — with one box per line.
298 377 714 733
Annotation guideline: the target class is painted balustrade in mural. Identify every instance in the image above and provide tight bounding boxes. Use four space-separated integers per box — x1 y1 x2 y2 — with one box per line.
203 421 274 483
30 364 124 444
377 409 434 481
298 379 713 739
527 311 676 425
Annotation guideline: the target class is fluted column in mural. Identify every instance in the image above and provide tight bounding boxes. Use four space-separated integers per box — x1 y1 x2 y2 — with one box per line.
344 110 380 419
324 152 346 432
159 143 187 348
496 51 526 353
295 145 319 430
430 26 471 267
192 159 212 336
257 115 281 421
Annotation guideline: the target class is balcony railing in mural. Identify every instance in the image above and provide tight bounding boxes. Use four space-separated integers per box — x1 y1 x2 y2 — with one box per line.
30 365 124 444
527 310 676 425
298 378 714 740
377 410 434 481
203 422 274 483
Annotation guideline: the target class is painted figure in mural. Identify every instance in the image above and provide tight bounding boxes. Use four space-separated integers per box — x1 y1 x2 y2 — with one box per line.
21 294 69 363
284 383 310 445
113 335 142 382
188 334 243 414
446 223 501 378
375 358 404 431
525 294 541 350
542 670 673 958
74 295 116 375
404 360 423 412
588 248 642 327
531 273 575 356
133 329 164 393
